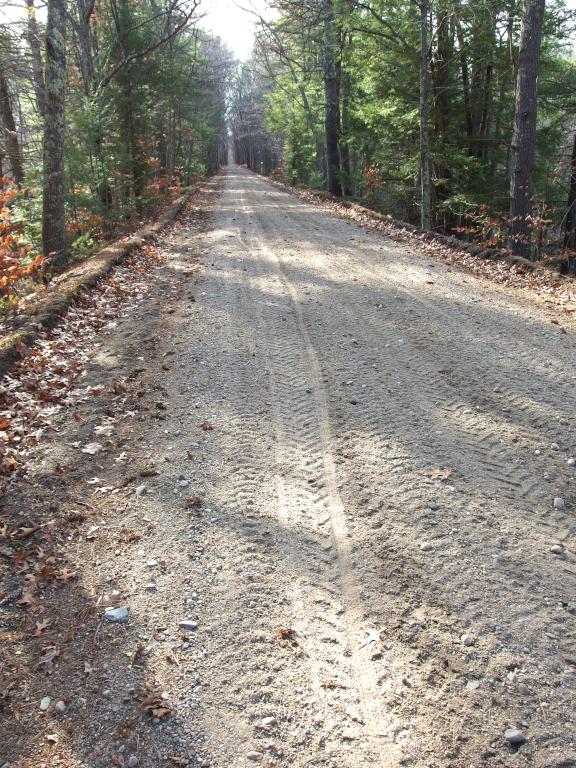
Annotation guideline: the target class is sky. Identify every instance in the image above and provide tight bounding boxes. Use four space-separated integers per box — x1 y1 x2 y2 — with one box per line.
204 0 273 60
0 0 272 62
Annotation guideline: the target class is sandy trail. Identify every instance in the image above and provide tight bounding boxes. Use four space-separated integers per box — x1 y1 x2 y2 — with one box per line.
3 167 576 768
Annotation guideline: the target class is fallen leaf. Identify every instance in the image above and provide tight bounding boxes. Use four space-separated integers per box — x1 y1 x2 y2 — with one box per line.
56 568 77 584
36 645 60 674
421 466 453 481
33 618 52 637
81 442 103 455
17 590 36 607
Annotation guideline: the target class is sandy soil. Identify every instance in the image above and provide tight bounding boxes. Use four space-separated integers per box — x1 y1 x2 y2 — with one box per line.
2 167 575 768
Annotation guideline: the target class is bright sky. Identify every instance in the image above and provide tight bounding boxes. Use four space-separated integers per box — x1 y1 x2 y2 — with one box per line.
0 0 273 62
203 0 273 60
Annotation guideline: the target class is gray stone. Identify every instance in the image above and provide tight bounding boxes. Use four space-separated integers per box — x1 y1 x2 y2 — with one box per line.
420 541 433 552
127 757 139 768
428 501 439 511
567 458 576 467
504 729 526 746
553 497 565 510
40 696 51 711
550 544 563 555
461 633 474 647
179 620 198 631
104 606 129 623
246 753 263 762
179 479 190 488
55 700 66 714
136 485 147 497
261 716 277 727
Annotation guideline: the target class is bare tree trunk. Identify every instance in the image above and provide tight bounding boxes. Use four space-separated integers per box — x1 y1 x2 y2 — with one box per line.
0 65 24 184
509 0 545 259
563 133 576 271
26 0 46 116
419 0 432 230
42 0 68 267
322 0 342 196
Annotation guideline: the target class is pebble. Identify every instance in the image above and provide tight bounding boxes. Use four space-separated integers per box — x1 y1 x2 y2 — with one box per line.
504 728 527 746
246 752 263 762
261 716 277 727
461 634 474 647
136 485 147 497
553 497 565 510
104 606 129 623
350 398 359 405
127 757 139 768
568 458 576 466
179 479 190 488
147 559 158 568
551 443 560 451
427 501 439 511
55 700 66 714
145 582 157 591
550 544 564 555
40 696 52 711
179 620 198 631
420 542 433 552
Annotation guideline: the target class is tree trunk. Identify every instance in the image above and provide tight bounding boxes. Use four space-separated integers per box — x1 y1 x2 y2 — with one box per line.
322 0 342 196
340 57 353 197
42 0 68 267
509 0 545 259
563 133 576 270
25 0 46 116
419 0 432 230
0 65 25 184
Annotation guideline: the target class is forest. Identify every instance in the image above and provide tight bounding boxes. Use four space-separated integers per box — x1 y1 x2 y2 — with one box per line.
231 0 576 267
1 0 576 306
0 0 231 301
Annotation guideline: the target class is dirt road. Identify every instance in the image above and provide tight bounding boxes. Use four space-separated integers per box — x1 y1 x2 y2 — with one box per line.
3 167 576 768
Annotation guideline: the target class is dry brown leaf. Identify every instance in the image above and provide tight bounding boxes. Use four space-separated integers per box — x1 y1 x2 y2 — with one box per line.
33 618 52 637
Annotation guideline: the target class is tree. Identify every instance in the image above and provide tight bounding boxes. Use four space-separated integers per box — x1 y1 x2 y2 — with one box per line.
42 0 68 267
418 0 431 230
509 0 546 259
0 60 24 185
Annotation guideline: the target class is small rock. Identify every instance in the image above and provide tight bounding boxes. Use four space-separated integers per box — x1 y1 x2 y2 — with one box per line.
246 752 263 762
104 606 129 623
40 696 52 711
179 620 198 631
54 700 66 714
466 679 480 690
135 485 147 497
461 633 474 647
550 544 563 555
420 541 433 552
568 458 576 467
504 729 526 746
179 479 189 488
551 443 560 451
553 497 565 510
145 582 157 591
261 716 277 727
350 398 359 405
147 559 158 568
127 757 139 768
428 501 439 511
